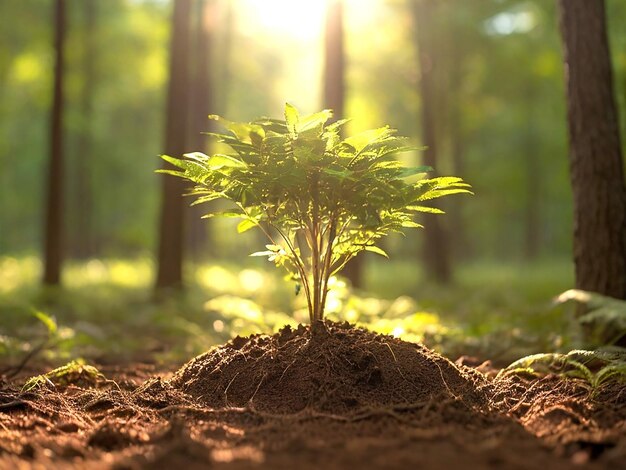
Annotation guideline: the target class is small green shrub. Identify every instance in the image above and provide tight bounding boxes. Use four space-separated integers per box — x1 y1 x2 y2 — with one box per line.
557 289 626 346
22 359 106 392
496 349 626 389
160 104 471 322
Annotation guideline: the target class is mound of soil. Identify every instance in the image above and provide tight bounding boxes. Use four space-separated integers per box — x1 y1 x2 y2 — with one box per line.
170 321 491 414
1 322 625 469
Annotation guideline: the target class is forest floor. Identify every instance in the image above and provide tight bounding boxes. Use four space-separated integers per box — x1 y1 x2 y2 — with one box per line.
0 322 624 470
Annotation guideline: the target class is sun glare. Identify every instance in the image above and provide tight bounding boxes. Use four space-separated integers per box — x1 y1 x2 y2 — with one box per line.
239 0 329 40
230 0 380 115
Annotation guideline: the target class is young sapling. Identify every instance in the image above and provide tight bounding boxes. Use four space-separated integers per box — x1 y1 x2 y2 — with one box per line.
159 104 471 323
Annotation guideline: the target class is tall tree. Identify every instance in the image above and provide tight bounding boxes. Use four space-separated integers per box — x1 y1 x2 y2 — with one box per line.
412 0 452 284
186 0 215 258
446 21 470 261
558 0 626 299
43 0 66 286
323 0 364 288
216 0 233 115
155 0 192 290
72 0 97 259
323 0 345 121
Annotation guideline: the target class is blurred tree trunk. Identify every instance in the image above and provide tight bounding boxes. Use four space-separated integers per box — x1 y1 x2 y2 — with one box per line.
217 0 233 115
186 0 215 260
73 0 96 259
323 0 345 120
446 38 469 261
43 0 66 286
523 83 540 260
412 0 452 284
558 0 626 300
155 0 192 291
323 0 364 288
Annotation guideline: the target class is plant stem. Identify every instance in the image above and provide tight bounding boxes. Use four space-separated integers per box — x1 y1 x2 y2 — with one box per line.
258 213 314 321
319 218 337 319
311 172 323 321
310 222 321 321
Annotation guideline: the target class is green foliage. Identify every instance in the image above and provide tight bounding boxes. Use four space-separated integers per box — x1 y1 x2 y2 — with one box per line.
557 289 626 346
22 359 106 392
32 309 57 337
160 104 471 322
496 349 626 389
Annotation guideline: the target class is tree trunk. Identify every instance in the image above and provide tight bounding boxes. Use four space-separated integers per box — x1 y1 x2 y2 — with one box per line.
413 0 452 284
43 0 66 286
216 0 233 115
446 36 469 261
186 0 215 260
73 0 96 259
155 0 193 291
323 0 363 288
558 0 626 299
323 0 345 121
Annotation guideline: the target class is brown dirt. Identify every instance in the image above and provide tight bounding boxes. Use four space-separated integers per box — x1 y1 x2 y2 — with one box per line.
0 322 624 469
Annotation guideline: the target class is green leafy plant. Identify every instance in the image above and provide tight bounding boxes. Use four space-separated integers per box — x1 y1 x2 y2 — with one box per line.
495 349 626 389
557 289 626 346
160 103 471 322
21 359 106 392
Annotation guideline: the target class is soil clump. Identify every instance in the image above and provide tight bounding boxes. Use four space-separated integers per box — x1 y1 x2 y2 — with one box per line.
171 321 491 414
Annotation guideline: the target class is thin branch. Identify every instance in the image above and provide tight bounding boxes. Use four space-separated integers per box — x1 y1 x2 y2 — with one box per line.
319 214 338 318
273 225 314 319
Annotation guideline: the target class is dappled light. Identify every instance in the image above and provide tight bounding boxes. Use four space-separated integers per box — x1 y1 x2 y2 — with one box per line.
485 5 538 36
0 256 575 365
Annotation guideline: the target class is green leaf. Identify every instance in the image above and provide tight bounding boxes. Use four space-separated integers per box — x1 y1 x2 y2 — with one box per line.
419 176 472 188
406 205 445 214
364 245 389 258
237 218 259 233
183 152 210 163
250 250 274 257
190 193 226 205
160 154 186 169
401 220 424 228
33 309 57 336
207 154 247 170
417 188 473 202
298 109 333 135
210 115 265 142
202 210 245 219
344 126 394 153
285 103 299 136
155 169 185 177
323 167 354 180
